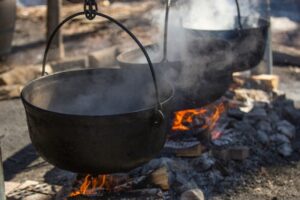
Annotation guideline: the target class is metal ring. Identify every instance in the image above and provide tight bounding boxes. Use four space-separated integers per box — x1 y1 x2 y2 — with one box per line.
84 0 98 20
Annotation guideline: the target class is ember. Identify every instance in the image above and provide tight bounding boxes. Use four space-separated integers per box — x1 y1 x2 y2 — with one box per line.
69 174 120 197
172 102 226 137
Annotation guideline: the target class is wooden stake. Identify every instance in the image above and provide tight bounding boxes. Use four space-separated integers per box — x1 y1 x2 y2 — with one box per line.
47 0 64 61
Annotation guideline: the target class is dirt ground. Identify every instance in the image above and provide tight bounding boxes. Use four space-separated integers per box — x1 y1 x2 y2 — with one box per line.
1 0 300 199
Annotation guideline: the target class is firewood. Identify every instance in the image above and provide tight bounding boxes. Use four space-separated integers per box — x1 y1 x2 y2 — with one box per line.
150 166 169 191
0 65 52 86
50 56 88 72
176 143 203 158
181 188 205 200
251 74 279 91
163 141 204 157
88 46 119 69
112 176 148 192
0 85 23 100
68 188 163 200
6 180 61 200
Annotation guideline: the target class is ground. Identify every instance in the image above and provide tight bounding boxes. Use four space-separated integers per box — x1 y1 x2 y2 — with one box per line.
1 0 300 199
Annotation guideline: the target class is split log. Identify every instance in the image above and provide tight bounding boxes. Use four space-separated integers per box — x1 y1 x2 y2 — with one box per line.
0 65 53 100
88 46 119 69
112 176 148 192
0 65 52 86
181 188 205 200
150 166 169 191
0 85 23 100
250 74 279 92
50 56 88 72
163 141 204 157
6 180 61 200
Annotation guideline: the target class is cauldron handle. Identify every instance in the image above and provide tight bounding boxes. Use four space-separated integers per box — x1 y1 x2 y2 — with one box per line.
42 12 164 124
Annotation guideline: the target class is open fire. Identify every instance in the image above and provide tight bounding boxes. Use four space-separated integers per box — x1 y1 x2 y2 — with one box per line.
172 101 226 140
70 175 109 197
69 174 131 197
69 101 226 198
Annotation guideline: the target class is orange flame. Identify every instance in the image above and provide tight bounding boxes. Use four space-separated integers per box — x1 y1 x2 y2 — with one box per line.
69 174 129 197
69 174 118 197
172 102 225 137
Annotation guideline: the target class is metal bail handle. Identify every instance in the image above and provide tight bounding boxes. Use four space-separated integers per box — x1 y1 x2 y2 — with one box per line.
234 0 243 30
42 10 164 121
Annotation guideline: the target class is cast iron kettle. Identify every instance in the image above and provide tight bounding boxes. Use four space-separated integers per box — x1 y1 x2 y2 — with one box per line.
21 0 174 174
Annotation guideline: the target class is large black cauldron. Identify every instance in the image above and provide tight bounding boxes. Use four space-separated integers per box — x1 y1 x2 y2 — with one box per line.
21 11 173 174
183 16 270 72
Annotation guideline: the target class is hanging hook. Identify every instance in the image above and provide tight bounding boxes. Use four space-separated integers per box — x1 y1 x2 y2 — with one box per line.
84 0 98 20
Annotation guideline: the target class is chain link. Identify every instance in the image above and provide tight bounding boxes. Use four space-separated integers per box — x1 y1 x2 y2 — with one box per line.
84 0 98 20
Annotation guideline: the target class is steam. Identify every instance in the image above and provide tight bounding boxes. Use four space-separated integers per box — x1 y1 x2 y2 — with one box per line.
144 0 267 92
26 0 269 116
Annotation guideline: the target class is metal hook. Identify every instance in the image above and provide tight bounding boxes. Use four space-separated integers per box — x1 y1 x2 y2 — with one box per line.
84 0 98 20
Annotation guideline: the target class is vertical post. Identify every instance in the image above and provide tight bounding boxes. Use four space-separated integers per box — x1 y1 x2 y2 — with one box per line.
266 0 273 74
0 146 6 200
47 0 64 61
251 0 273 75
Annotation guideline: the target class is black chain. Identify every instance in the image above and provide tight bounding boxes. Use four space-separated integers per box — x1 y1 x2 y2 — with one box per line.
84 0 98 20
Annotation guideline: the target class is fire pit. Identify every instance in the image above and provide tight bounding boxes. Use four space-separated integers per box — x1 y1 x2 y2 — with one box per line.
14 1 287 200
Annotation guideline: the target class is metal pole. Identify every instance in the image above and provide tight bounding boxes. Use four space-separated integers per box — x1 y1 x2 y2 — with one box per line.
0 146 6 200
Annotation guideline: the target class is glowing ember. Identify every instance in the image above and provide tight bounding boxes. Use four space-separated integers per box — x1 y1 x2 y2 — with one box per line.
69 174 120 197
172 102 226 139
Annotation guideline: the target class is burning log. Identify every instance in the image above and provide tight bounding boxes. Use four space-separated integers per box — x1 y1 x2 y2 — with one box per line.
68 188 164 200
113 176 148 192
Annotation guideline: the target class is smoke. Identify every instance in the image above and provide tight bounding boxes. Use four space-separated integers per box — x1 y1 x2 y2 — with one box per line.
25 0 269 116
144 0 267 92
